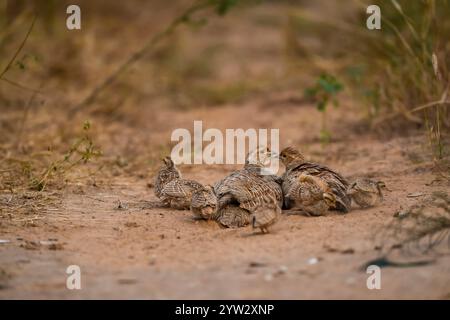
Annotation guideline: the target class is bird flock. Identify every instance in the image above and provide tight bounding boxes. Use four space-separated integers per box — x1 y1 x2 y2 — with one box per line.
154 146 386 233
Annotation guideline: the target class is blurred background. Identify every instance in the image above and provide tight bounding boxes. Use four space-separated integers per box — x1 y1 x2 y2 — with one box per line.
0 0 449 191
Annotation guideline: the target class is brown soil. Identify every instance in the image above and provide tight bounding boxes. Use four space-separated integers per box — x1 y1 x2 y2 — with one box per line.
1 98 449 299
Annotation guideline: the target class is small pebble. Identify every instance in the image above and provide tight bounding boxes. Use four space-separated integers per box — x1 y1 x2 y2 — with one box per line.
279 265 288 273
264 274 273 282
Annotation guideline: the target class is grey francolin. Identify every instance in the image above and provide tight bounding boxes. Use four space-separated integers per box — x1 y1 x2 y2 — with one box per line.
251 195 282 233
191 185 217 220
160 178 204 210
285 174 336 216
279 147 350 213
154 157 181 200
212 206 251 228
213 147 283 228
347 178 386 208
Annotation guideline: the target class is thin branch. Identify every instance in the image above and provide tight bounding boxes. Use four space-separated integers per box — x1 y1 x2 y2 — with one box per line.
411 100 450 113
0 77 43 94
69 1 212 116
0 15 37 79
411 84 450 113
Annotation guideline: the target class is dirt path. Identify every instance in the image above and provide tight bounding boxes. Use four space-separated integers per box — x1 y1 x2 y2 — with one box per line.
1 101 450 299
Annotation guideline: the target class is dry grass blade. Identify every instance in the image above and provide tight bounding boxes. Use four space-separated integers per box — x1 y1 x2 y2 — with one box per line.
0 77 42 93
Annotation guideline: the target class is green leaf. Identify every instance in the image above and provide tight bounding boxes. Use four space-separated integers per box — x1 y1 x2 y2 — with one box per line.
15 61 25 70
214 0 239 16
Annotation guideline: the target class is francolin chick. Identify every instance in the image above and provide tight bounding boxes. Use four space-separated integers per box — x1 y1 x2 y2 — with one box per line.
213 205 251 228
286 174 336 216
160 178 204 210
347 178 386 208
154 157 181 199
191 185 217 220
279 147 350 213
214 147 283 228
251 195 281 233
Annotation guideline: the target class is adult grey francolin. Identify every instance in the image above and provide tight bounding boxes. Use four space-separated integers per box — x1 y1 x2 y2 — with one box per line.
251 195 282 233
191 185 217 220
279 147 350 213
347 178 386 208
213 147 283 228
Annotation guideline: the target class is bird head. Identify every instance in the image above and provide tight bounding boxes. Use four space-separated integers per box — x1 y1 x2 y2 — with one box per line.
376 181 388 194
203 184 216 194
377 181 386 189
162 156 175 168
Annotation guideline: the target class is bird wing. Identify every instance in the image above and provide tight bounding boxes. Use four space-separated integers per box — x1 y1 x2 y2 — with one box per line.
288 162 350 212
191 189 217 209
161 179 202 199
215 169 283 211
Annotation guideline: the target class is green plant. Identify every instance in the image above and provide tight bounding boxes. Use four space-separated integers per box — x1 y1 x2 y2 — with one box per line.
288 0 449 157
304 73 344 143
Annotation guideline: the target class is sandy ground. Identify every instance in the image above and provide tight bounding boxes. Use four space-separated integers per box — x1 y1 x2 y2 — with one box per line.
1 97 449 299
0 1 449 300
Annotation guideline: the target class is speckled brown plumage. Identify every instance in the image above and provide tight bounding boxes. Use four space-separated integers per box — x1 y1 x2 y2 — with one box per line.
284 174 336 216
251 196 281 233
154 157 181 199
213 147 283 228
279 147 350 213
191 185 217 220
